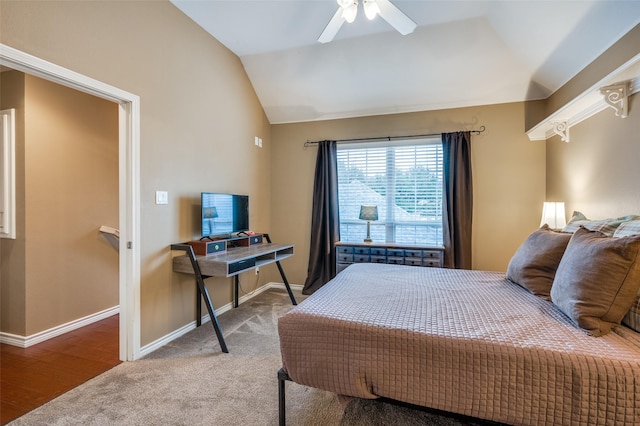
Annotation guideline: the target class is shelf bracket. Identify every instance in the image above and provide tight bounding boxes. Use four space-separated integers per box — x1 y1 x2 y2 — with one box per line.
600 81 629 118
551 120 570 143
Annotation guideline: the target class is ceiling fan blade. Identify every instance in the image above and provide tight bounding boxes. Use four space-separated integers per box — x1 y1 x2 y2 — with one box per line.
318 7 346 43
376 0 417 35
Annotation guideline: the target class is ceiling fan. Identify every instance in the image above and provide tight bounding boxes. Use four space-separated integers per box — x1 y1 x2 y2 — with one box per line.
318 0 417 43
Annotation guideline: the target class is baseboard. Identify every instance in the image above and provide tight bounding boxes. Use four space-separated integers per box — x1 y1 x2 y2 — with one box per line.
0 306 119 348
268 282 303 292
139 282 302 358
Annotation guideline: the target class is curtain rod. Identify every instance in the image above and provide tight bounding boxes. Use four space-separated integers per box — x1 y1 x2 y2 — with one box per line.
303 125 486 148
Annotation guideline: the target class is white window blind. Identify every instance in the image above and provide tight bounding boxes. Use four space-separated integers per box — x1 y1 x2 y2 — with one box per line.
337 138 443 245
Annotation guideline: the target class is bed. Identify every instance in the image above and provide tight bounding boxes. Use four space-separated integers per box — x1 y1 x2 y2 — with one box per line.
277 237 640 426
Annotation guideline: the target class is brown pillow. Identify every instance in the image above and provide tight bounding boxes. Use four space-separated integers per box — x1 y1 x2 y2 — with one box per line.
506 225 572 300
550 227 640 336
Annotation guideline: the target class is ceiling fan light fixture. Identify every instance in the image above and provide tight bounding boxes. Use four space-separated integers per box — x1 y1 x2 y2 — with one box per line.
341 2 358 23
319 0 415 43
363 0 380 20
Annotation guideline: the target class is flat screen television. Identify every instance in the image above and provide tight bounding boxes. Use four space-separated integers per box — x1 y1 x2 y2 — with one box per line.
201 192 249 238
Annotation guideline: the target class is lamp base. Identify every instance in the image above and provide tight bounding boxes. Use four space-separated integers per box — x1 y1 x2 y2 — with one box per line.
364 220 373 243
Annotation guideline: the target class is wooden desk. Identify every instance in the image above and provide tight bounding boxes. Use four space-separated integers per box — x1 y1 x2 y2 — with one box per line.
171 234 296 353
173 243 294 277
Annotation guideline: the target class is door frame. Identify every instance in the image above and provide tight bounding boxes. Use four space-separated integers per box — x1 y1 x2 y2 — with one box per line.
0 44 141 361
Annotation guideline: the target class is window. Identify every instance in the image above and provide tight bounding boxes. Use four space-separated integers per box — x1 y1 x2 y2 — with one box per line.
337 138 443 246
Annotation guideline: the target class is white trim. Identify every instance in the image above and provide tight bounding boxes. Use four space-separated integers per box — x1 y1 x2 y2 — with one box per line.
0 44 141 361
527 53 640 141
0 108 16 239
0 306 119 348
139 282 303 358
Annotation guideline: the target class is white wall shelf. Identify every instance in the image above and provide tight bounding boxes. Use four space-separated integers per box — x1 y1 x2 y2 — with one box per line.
527 53 640 142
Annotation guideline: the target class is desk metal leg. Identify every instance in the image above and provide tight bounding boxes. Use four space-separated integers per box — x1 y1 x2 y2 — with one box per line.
172 244 229 353
275 261 297 306
263 234 297 306
196 283 202 327
197 276 228 353
234 275 239 308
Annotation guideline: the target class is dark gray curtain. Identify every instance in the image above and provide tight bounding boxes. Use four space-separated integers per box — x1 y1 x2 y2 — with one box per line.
302 140 340 295
442 131 472 269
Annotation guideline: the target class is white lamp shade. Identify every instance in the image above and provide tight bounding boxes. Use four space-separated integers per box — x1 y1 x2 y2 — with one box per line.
540 202 566 229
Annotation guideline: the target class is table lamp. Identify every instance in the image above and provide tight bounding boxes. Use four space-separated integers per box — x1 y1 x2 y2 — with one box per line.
540 202 566 229
359 205 378 243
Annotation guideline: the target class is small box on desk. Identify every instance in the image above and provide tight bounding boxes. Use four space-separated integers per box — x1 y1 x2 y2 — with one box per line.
235 234 263 246
187 240 226 256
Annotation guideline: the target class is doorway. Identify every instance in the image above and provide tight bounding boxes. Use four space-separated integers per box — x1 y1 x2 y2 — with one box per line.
0 44 141 361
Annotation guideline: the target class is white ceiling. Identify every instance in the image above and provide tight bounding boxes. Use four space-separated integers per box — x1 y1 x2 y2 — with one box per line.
171 0 640 124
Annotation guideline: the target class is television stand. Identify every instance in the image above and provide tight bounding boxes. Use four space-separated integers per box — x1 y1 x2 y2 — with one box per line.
171 233 296 353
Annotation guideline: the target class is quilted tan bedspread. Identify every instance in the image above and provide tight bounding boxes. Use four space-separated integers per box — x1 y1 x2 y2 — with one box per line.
278 263 640 425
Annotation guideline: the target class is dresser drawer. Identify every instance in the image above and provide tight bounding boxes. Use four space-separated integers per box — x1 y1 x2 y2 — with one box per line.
423 250 441 259
424 259 442 267
387 249 404 257
370 247 387 256
353 246 371 255
337 253 353 263
337 246 354 254
404 257 423 266
354 254 370 263
370 255 387 263
404 249 423 258
387 256 404 265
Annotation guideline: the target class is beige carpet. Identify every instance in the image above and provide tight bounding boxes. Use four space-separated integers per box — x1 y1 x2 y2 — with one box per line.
9 289 491 425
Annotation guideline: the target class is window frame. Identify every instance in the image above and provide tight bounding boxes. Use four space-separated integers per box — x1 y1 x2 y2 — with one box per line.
336 137 443 246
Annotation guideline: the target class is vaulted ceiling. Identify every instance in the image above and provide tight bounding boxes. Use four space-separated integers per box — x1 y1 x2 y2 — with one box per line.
171 1 640 124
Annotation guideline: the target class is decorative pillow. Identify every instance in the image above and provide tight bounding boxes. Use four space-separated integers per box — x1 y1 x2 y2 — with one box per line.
613 220 640 238
622 294 640 332
561 211 639 236
550 227 640 336
506 225 572 300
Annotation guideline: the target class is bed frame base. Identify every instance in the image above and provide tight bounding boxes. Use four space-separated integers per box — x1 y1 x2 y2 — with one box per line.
277 367 504 426
277 368 291 426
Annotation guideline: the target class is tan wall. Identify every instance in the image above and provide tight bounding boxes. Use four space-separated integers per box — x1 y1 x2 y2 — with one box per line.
0 71 27 336
269 101 546 283
22 74 119 335
1 1 272 346
546 93 640 218
527 24 640 221
0 70 119 336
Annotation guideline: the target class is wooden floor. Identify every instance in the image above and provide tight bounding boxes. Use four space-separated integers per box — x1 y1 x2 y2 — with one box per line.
0 314 120 425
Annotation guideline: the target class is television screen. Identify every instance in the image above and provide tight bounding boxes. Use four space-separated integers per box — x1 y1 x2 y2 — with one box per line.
201 193 249 237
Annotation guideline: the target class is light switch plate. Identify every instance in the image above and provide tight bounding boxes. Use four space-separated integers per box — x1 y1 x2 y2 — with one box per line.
155 191 168 205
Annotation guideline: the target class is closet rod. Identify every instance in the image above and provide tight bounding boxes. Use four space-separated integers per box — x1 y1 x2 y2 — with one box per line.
303 125 485 148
